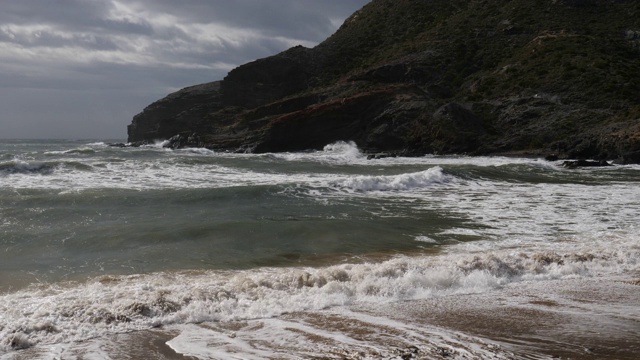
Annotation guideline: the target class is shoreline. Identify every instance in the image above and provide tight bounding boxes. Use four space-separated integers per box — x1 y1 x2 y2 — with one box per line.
142 273 640 359
16 273 637 359
360 274 640 359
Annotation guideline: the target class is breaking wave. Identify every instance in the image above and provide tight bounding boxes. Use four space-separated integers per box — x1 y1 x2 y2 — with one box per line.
334 166 452 191
0 160 55 176
0 242 636 352
322 140 363 160
44 147 96 155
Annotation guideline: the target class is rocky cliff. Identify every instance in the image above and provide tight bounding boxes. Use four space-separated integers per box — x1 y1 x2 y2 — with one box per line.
127 0 640 163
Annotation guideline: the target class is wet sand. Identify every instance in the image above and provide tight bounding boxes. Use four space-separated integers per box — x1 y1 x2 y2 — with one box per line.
10 274 639 359
365 274 640 359
163 274 640 359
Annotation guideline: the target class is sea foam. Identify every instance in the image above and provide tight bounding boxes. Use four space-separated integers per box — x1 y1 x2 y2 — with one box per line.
1 237 636 353
335 167 451 192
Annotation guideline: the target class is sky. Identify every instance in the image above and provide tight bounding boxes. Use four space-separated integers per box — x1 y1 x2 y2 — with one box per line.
0 0 370 140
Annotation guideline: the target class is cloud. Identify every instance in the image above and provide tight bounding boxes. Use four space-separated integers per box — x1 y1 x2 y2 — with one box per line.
0 0 370 139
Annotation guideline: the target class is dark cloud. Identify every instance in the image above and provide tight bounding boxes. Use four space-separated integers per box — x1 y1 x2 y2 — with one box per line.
0 0 370 139
138 0 367 42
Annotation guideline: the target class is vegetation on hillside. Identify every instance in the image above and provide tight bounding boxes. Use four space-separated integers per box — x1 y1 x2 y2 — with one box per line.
130 0 640 162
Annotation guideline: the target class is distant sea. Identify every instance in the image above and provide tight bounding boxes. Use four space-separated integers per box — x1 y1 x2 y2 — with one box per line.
1 139 638 359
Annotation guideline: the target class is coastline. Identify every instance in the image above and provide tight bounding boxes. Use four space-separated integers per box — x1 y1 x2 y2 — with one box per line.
158 273 640 359
371 274 640 359
17 273 637 359
2 141 639 359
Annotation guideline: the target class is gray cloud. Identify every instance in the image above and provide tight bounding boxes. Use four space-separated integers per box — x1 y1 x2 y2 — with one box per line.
0 0 370 139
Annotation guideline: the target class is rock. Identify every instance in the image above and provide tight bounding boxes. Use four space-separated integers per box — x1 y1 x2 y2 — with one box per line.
367 152 398 160
7 333 32 350
545 154 559 161
163 132 204 149
125 0 640 163
620 150 640 164
127 81 223 143
394 345 420 359
428 102 486 153
434 346 453 357
221 45 313 109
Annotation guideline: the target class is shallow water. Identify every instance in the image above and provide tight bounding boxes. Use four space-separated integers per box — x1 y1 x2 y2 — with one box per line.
0 139 638 358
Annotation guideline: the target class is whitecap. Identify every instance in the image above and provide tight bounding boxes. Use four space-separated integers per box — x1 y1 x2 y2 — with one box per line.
415 235 438 244
177 147 216 156
322 140 363 160
0 238 637 353
335 166 451 191
0 160 55 176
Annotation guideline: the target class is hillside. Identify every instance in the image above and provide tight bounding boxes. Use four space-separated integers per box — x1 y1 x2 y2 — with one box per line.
127 0 640 163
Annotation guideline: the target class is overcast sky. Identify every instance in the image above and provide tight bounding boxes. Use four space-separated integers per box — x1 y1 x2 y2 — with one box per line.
0 0 370 139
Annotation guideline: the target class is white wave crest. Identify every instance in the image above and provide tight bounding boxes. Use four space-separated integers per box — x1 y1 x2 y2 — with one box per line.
0 160 55 176
323 140 362 155
321 141 363 161
0 242 636 353
336 167 451 191
177 147 216 156
44 147 96 155
137 140 170 149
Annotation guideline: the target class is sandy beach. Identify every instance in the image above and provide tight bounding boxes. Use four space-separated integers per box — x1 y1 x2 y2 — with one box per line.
15 273 636 359
372 274 640 359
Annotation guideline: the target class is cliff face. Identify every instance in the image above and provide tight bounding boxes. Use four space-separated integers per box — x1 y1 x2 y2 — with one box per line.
127 82 223 142
128 0 640 163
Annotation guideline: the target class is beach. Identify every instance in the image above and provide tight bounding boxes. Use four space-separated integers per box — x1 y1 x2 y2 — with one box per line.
1 140 638 359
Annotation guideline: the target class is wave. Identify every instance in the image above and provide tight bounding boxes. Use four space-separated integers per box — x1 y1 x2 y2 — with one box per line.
322 140 363 160
176 147 216 156
0 160 55 176
0 241 636 353
259 141 365 164
333 166 452 191
44 147 97 155
137 140 171 149
0 160 97 178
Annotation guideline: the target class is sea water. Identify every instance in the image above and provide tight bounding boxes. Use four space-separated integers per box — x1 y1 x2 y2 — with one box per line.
0 139 638 359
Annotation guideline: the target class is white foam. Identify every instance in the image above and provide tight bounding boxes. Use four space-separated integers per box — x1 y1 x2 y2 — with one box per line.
165 309 514 360
321 140 364 161
415 235 438 243
0 234 637 353
1 150 457 193
176 147 216 156
334 167 451 192
2 140 640 357
257 141 365 164
43 147 96 155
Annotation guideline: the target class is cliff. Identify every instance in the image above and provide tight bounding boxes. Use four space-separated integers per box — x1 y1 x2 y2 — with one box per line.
127 0 640 163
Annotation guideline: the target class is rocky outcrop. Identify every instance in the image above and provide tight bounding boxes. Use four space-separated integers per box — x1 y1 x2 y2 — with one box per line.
127 0 640 163
127 82 223 142
221 46 314 109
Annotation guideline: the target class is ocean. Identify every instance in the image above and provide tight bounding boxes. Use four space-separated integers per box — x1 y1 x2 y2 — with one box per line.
0 139 638 359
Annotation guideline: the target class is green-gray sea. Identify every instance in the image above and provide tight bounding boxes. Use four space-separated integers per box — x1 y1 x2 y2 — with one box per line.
1 139 638 358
